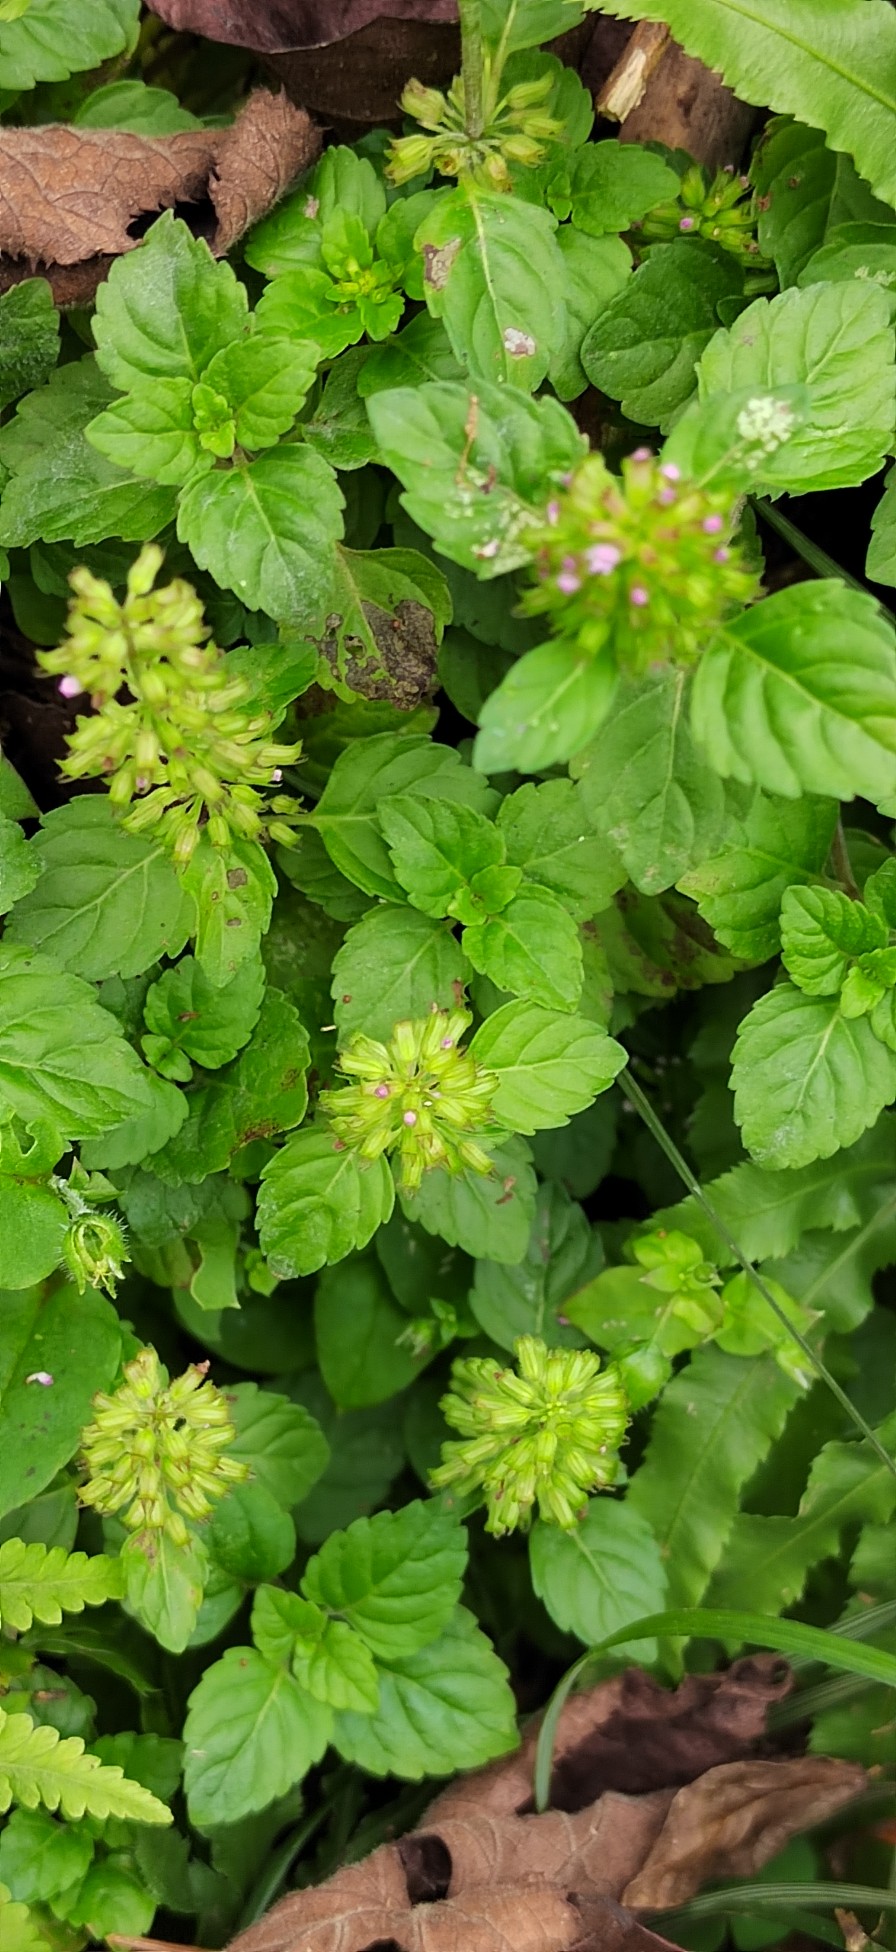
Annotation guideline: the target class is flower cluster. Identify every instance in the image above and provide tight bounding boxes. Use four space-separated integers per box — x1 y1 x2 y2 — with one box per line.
79 1349 249 1549
634 163 773 289
431 1335 629 1534
320 1008 499 1192
38 545 302 866
523 448 759 672
388 66 562 191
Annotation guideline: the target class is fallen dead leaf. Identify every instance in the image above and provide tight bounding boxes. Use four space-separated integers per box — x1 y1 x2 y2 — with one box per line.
144 1 457 53
0 88 319 305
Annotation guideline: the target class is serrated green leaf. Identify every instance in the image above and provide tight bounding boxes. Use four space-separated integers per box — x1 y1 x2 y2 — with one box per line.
331 906 470 1044
73 77 203 133
470 1000 625 1133
549 227 632 400
0 1178 68 1291
0 1541 123 1634
0 0 139 90
481 0 584 51
6 799 195 980
142 953 266 1074
696 281 895 491
474 639 617 775
379 793 505 920
93 212 247 391
86 376 206 486
0 1808 93 1907
463 885 584 1010
471 1180 599 1353
0 1284 121 1522
247 146 386 275
627 1345 801 1609
251 1587 379 1713
0 281 59 412
497 778 626 923
258 1126 395 1277
78 1068 188 1173
0 359 175 549
0 943 152 1142
530 1499 668 1658
567 142 679 234
574 671 728 896
205 1481 296 1584
315 545 452 693
149 987 309 1183
312 733 494 900
122 1530 207 1655
202 336 319 451
332 1604 517 1779
418 186 567 392
314 1255 427 1409
178 446 344 627
366 379 584 576
731 984 896 1168
183 1646 330 1831
692 582 896 804
780 886 884 995
301 1498 465 1660
868 461 896 588
180 836 276 990
0 819 40 918
0 1883 44 1952
678 791 837 962
401 1135 536 1263
581 240 742 426
227 1383 330 1508
0 1707 170 1824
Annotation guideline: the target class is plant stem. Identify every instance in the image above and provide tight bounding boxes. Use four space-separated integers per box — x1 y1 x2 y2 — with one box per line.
458 0 486 137
831 815 861 900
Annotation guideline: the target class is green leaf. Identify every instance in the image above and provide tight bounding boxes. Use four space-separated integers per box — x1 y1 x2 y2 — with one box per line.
366 379 583 575
463 885 584 1011
149 988 309 1183
258 1126 395 1277
333 1605 517 1779
312 732 494 901
471 1180 600 1353
0 1284 121 1521
253 268 369 361
481 0 584 51
227 1383 330 1509
252 1588 380 1713
201 336 319 451
549 228 631 401
142 953 266 1074
6 799 195 980
0 1707 170 1824
0 1808 93 1907
66 1856 155 1940
530 1499 668 1658
86 378 207 487
581 241 742 426
692 582 896 804
470 1000 626 1133
0 1884 43 1952
291 1381 405 1545
780 886 884 995
314 1256 426 1409
678 792 837 962
587 0 896 210
331 906 471 1044
379 793 506 920
731 984 896 1168
204 1482 295 1584
73 77 203 133
180 836 276 990
0 943 152 1142
0 820 40 919
696 281 895 491
0 0 138 89
0 281 59 411
78 1068 188 1173
474 639 617 776
178 447 344 628
868 461 896 587
402 1136 537 1264
0 359 175 549
575 671 730 896
707 1415 896 1616
301 1498 465 1660
627 1345 801 1608
567 143 679 234
93 212 247 390
247 146 386 274
0 1541 123 1633
183 1646 331 1832
418 186 567 392
122 1531 207 1655
315 545 451 694
0 1174 68 1291
497 779 626 923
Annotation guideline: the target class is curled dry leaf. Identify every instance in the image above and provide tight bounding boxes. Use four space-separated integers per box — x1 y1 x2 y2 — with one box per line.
0 88 320 306
144 1 457 54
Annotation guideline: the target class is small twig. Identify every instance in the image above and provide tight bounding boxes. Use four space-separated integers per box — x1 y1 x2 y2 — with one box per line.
596 20 670 122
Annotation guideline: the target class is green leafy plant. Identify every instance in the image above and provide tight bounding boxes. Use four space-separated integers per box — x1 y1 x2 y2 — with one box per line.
1 0 895 1942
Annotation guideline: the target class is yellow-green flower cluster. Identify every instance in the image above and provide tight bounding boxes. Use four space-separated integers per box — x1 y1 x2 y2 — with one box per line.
524 448 759 673
320 1008 499 1193
388 66 561 191
79 1349 248 1549
38 545 301 866
431 1335 630 1535
635 163 773 287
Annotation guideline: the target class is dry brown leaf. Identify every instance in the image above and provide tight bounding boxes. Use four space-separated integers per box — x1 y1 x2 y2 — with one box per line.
623 1756 868 1910
399 1792 674 1904
145 1 457 54
0 88 319 304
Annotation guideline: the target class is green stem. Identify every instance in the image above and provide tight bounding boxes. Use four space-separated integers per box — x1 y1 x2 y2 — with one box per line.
831 814 861 900
620 1068 896 1482
458 0 486 137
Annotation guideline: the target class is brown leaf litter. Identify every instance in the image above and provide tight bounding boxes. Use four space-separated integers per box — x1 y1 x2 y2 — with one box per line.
113 1658 865 1952
144 1 458 54
0 87 320 305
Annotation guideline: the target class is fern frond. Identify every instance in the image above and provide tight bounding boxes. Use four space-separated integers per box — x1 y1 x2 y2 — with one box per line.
0 1540 124 1634
0 1708 171 1825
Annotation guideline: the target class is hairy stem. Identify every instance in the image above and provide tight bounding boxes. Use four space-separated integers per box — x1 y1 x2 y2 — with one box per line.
458 0 486 137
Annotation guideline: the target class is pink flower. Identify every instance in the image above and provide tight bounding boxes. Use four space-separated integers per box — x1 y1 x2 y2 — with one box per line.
702 514 724 534
58 675 82 699
403 1109 418 1127
660 463 681 481
26 1371 54 1386
631 447 652 463
585 543 622 576
557 555 581 594
679 215 696 231
713 547 730 564
629 585 650 607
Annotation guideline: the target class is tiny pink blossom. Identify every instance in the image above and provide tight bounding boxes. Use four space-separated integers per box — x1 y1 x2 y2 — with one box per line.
629 585 650 607
26 1371 54 1386
713 547 730 563
702 514 724 534
631 446 652 462
403 1109 418 1127
585 543 622 576
441 1036 454 1049
657 487 677 506
557 555 581 594
374 1084 390 1099
679 215 696 231
58 676 82 699
271 768 283 782
660 463 681 481
545 500 560 525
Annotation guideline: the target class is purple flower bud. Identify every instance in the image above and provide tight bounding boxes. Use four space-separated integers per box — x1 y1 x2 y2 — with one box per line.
26 1371 54 1386
657 487 677 506
679 215 696 231
702 514 724 533
585 542 622 576
557 555 581 594
660 463 681 481
374 1084 390 1099
630 585 650 607
271 767 283 782
58 675 82 699
713 547 730 563
403 1109 418 1127
545 499 560 525
631 446 652 462
441 1036 454 1049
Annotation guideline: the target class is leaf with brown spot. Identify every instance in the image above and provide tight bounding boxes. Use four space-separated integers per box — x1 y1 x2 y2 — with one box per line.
0 90 319 307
